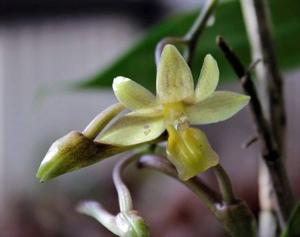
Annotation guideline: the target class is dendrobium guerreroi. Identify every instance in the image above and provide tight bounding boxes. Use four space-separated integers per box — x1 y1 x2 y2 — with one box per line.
98 44 250 180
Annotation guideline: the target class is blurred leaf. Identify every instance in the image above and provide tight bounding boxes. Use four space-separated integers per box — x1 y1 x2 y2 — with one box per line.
281 202 300 237
77 0 300 91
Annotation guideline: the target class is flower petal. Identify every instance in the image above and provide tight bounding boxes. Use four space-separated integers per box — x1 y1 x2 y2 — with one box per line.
113 76 157 111
98 111 165 146
156 44 194 103
186 91 250 125
195 54 219 102
167 126 219 181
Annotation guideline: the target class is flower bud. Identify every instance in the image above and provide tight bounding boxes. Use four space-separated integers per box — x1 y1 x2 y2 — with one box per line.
78 201 149 237
115 210 150 237
36 131 100 182
166 126 219 181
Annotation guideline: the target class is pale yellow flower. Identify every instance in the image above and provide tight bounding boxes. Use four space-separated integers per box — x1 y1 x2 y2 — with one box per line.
98 44 250 180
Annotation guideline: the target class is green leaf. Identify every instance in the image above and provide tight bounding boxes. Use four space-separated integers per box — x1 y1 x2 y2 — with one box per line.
76 0 300 91
281 202 300 237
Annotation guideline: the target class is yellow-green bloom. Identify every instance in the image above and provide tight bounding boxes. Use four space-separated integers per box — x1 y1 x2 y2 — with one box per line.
98 44 250 180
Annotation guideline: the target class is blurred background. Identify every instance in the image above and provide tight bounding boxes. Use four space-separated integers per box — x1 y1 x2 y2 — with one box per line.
0 0 299 236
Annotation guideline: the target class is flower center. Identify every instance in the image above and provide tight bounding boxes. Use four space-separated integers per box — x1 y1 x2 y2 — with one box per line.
162 102 189 130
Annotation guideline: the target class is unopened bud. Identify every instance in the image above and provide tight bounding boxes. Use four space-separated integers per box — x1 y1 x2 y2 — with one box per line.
115 210 150 237
78 201 149 237
36 131 100 182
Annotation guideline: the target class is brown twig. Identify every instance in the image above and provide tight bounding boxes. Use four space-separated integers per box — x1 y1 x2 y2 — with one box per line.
183 0 218 66
216 36 294 226
242 135 258 149
243 0 286 154
217 37 274 153
240 1 288 233
155 0 218 66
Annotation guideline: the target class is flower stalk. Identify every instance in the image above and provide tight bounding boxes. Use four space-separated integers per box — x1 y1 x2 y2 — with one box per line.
83 103 125 140
214 164 236 204
78 154 150 237
138 154 221 212
138 154 256 237
113 154 138 212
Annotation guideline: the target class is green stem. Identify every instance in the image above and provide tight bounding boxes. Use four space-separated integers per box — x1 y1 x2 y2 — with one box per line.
83 103 125 140
138 155 257 237
214 164 236 204
113 154 140 212
215 200 257 237
138 154 221 212
78 154 151 237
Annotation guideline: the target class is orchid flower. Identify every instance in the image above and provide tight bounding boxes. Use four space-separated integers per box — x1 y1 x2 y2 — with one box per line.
98 44 250 180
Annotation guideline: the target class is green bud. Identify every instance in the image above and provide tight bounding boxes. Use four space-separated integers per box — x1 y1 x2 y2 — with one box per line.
36 103 131 182
77 201 149 237
115 211 150 237
36 131 101 182
36 129 165 182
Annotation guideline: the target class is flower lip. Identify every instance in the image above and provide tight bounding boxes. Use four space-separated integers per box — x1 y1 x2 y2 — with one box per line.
166 126 219 180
